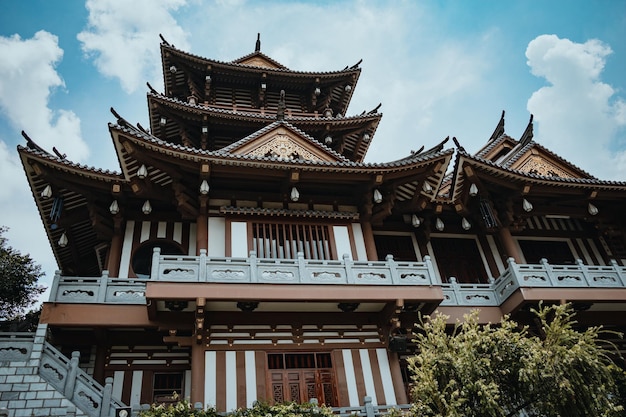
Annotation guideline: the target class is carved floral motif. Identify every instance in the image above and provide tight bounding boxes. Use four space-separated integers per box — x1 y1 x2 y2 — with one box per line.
249 135 322 161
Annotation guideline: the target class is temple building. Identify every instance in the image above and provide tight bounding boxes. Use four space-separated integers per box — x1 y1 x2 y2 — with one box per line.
3 35 626 416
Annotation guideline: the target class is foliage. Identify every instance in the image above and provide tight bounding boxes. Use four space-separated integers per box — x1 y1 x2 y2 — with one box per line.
138 398 336 417
138 396 218 417
230 400 336 417
408 303 625 417
0 226 46 320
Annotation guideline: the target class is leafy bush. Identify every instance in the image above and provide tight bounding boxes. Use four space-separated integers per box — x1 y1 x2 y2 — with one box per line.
230 400 336 417
138 396 218 417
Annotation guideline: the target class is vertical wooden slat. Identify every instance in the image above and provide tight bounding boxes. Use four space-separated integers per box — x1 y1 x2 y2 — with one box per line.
368 349 385 404
216 351 226 411
236 351 247 408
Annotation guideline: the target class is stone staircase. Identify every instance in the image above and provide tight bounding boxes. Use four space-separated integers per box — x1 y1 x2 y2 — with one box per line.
0 325 125 417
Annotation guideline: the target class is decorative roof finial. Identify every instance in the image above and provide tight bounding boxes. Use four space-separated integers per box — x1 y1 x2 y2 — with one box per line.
519 114 534 147
255 33 261 52
489 110 506 142
277 90 286 120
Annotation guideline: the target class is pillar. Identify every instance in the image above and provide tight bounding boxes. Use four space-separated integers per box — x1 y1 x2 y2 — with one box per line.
190 341 205 406
197 196 208 255
498 226 522 263
106 216 124 277
360 220 378 261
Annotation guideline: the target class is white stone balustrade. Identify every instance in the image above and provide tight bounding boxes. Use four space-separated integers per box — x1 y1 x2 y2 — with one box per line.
49 251 626 307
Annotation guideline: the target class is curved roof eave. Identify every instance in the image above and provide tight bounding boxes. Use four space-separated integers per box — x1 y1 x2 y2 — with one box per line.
161 43 361 78
110 122 453 175
148 92 383 124
460 152 626 191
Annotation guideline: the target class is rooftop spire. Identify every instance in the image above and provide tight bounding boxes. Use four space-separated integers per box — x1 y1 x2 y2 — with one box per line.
255 33 261 52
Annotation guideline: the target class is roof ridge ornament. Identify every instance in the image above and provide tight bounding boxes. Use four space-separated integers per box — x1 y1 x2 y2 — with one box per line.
519 114 534 147
277 90 286 120
159 33 170 46
255 33 261 52
452 136 465 153
489 110 505 142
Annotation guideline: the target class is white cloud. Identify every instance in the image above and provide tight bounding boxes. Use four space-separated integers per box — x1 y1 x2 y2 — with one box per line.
0 31 87 161
0 140 56 300
78 0 190 94
526 34 626 179
184 1 492 162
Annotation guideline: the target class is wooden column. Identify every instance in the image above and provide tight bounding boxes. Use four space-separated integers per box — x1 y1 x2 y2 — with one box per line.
361 220 379 261
498 226 522 263
197 196 208 255
190 339 205 405
106 216 124 277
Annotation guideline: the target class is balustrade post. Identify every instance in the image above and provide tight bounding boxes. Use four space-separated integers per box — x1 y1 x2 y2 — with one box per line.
424 256 438 284
364 396 375 417
64 351 80 399
199 249 207 282
97 270 109 302
101 376 113 417
344 254 355 284
250 250 258 282
576 259 591 286
386 254 399 284
151 247 161 280
610 260 626 286
49 270 62 302
541 258 557 285
505 257 519 284
297 252 307 282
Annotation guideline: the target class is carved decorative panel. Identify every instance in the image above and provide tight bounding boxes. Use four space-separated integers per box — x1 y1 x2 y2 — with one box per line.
248 135 322 161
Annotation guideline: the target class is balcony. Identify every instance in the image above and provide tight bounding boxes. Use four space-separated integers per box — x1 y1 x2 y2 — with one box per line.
440 258 626 307
48 251 626 308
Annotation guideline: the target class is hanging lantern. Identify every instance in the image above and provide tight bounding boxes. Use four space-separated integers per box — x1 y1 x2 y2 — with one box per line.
109 200 120 215
58 232 68 248
137 164 148 179
290 187 300 202
469 183 478 197
411 214 421 228
373 189 383 204
200 180 210 195
41 184 53 199
435 218 445 231
422 182 433 193
142 200 152 215
588 202 599 216
461 217 471 230
522 198 533 212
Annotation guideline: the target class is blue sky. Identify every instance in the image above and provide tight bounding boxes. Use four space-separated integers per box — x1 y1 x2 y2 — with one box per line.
1 0 625 299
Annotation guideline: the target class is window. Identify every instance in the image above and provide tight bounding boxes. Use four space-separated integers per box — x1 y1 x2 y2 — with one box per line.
131 241 185 278
518 240 575 264
153 373 184 404
374 234 418 261
431 237 489 283
252 223 333 260
267 353 336 406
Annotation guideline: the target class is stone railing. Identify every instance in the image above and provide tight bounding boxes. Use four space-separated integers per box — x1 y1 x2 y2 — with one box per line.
49 271 148 304
0 327 126 417
440 258 626 306
48 252 626 308
151 249 438 286
39 342 125 416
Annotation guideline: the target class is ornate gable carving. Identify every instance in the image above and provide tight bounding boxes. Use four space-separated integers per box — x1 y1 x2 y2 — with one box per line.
249 134 322 161
230 125 340 163
515 155 577 178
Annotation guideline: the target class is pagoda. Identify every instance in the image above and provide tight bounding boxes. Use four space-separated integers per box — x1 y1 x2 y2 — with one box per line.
6 34 626 415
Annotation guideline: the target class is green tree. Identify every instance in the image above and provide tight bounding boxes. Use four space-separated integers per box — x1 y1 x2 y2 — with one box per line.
408 303 625 417
0 226 46 321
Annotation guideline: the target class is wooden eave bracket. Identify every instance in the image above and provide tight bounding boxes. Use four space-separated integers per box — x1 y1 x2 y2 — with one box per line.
195 297 206 344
